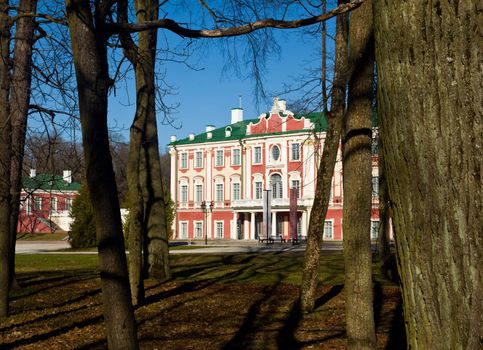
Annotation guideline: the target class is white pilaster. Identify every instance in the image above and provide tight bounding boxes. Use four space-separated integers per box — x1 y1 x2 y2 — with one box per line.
244 214 250 240
301 210 308 237
271 212 276 237
250 212 255 240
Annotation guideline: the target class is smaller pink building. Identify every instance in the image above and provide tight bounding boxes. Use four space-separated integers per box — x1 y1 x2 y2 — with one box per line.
17 169 80 234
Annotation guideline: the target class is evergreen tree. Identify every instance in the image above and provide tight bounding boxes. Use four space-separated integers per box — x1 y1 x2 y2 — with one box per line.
69 185 96 248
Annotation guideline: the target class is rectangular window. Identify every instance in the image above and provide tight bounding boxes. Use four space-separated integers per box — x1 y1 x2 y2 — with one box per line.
180 185 188 203
195 151 203 168
180 222 188 239
232 148 241 166
254 146 262 164
25 197 31 214
66 197 73 211
180 153 188 169
216 183 224 202
215 149 224 167
371 221 379 240
195 184 203 203
323 221 333 239
291 180 300 198
291 143 300 161
215 221 224 238
232 183 240 201
255 182 263 200
372 176 379 197
34 197 42 211
51 197 58 211
194 222 203 238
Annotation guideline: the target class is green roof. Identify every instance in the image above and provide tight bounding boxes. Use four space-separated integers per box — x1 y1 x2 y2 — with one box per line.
170 112 329 146
22 173 81 192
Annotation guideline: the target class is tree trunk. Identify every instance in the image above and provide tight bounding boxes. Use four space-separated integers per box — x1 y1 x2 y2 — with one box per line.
300 0 348 314
0 0 11 318
121 0 170 287
342 0 376 347
65 1 138 348
9 0 38 292
374 1 482 348
136 0 170 281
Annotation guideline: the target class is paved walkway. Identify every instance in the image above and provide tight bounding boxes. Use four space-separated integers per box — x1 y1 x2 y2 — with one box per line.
15 240 343 254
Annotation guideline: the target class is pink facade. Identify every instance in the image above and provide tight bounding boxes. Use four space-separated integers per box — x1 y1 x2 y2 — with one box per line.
169 99 382 241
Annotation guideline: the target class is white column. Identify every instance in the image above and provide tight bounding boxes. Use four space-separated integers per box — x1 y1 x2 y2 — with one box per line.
271 211 276 237
301 210 308 237
244 214 250 240
245 145 252 198
232 212 237 239
250 212 255 240
206 148 212 201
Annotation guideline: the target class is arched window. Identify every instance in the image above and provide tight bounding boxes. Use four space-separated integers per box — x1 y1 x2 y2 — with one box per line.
271 174 283 199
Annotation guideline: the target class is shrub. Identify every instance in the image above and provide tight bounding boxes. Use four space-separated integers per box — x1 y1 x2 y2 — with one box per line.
69 185 97 248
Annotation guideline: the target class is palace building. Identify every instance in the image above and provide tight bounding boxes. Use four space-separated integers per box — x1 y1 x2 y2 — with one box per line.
169 98 382 241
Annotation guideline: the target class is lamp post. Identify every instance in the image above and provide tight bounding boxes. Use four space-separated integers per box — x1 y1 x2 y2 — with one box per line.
201 200 214 245
201 200 207 245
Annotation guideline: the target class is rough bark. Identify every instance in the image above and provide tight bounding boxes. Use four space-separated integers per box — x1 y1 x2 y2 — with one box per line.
65 0 138 348
0 0 11 318
342 0 376 347
9 0 37 292
300 0 348 314
136 0 170 281
120 0 170 302
374 1 482 348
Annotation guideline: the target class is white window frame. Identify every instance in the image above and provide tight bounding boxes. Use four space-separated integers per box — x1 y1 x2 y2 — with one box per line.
194 221 203 238
290 143 300 161
271 174 283 199
66 197 73 211
216 183 224 203
371 220 379 240
291 180 300 198
323 220 333 239
179 221 188 239
255 181 263 200
51 197 58 211
34 197 42 211
180 152 188 169
194 151 203 168
232 182 240 201
372 176 379 197
253 146 262 164
180 184 188 204
215 221 224 239
232 148 241 166
195 184 203 203
215 149 224 167
271 145 281 162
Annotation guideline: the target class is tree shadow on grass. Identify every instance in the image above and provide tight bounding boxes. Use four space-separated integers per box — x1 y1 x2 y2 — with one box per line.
0 314 104 349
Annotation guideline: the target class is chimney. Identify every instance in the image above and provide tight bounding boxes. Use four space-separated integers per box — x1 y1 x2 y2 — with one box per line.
63 170 72 184
189 133 195 141
231 108 243 124
170 135 177 142
206 125 215 139
30 168 36 178
278 99 287 111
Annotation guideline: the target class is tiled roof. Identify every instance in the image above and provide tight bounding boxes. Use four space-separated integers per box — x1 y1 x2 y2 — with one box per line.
170 112 329 146
22 173 81 192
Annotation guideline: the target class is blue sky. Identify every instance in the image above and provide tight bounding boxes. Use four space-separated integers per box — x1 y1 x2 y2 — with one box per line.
108 22 333 153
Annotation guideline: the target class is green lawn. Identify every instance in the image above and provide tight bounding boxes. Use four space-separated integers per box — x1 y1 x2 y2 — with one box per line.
6 251 403 349
15 251 396 287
